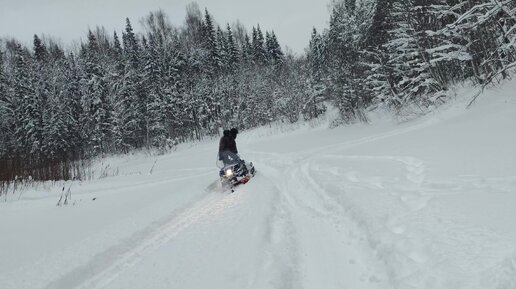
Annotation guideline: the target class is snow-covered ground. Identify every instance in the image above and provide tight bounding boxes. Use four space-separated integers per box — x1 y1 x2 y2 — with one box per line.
1 81 516 289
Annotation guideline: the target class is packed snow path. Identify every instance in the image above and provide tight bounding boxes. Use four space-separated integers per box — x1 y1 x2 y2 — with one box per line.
1 84 516 289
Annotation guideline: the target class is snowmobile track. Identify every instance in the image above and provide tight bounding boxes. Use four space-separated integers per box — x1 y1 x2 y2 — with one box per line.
44 192 237 289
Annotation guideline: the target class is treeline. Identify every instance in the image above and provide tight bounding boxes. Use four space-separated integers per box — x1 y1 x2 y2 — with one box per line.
1 0 515 185
307 0 516 120
0 4 318 183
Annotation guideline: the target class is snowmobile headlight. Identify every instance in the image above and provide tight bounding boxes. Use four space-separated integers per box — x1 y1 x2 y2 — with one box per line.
225 169 233 177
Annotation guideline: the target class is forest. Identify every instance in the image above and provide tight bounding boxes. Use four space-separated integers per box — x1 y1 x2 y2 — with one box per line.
0 0 515 188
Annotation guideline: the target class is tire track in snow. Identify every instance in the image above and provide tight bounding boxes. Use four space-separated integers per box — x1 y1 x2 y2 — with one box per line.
250 116 516 288
291 118 438 158
301 158 434 287
320 155 432 212
43 192 241 289
64 169 214 201
52 118 454 288
307 155 516 288
304 155 433 285
245 122 441 288
253 149 434 287
295 161 393 288
253 162 302 289
257 153 392 288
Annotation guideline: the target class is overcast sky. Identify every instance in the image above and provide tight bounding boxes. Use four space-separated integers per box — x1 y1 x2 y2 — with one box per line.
0 0 331 55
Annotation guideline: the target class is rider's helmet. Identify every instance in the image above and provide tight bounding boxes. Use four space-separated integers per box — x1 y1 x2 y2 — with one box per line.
230 128 238 138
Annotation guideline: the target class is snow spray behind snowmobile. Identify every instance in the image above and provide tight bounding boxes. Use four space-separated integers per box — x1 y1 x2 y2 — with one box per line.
217 151 255 190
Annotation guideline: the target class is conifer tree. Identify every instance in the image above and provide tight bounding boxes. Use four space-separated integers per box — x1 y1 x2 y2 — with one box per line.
32 34 51 144
123 18 140 69
33 35 49 63
83 30 112 153
203 9 220 74
268 31 284 65
242 34 253 64
112 31 123 61
11 42 41 157
43 61 70 158
63 53 84 156
383 0 444 107
216 26 228 70
0 50 11 156
306 28 327 118
252 25 267 65
225 24 239 71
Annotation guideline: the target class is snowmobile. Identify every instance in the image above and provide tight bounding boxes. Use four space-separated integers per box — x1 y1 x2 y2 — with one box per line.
217 151 256 190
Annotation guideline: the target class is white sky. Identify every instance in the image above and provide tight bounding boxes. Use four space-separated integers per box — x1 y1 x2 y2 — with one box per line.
0 0 331 55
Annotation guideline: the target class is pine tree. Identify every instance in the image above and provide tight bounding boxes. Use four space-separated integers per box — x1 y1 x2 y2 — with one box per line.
383 0 444 107
225 24 239 71
123 18 140 69
0 50 6 103
43 60 70 158
112 31 123 61
32 34 52 154
306 28 327 118
364 0 394 50
33 35 49 63
110 31 130 152
47 40 66 62
203 9 220 74
83 30 112 153
63 53 85 157
242 33 253 64
268 31 284 65
124 18 148 147
326 2 364 121
11 42 41 157
141 19 186 148
0 49 12 157
252 25 267 65
216 26 228 70
266 31 284 65
361 0 398 106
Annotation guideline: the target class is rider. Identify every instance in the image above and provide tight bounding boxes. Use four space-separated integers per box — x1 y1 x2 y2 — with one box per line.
218 128 253 179
219 128 238 157
218 127 247 169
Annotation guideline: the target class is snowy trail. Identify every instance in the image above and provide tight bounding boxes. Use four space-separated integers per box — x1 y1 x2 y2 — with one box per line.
101 176 286 289
1 173 217 289
245 122 434 288
61 121 430 289
258 158 392 289
47 192 233 289
50 127 516 288
244 105 516 289
307 156 516 288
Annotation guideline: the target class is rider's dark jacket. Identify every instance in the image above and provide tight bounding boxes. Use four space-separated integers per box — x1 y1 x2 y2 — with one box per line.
219 130 238 155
